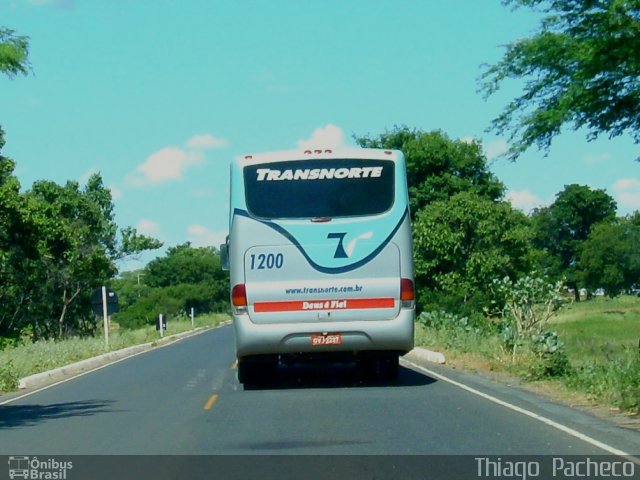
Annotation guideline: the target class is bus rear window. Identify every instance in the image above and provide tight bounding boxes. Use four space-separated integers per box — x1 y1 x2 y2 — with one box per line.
244 159 395 219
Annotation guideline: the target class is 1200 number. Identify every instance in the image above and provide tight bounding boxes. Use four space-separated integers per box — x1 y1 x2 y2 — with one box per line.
249 253 284 270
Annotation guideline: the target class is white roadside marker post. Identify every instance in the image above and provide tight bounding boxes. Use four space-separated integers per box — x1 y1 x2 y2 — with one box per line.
102 285 109 350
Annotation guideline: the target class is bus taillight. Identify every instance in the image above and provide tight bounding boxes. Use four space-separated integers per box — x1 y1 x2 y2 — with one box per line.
232 284 248 313
400 278 415 308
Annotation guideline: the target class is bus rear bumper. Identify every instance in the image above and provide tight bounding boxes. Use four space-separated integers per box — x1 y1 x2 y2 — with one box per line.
232 309 415 358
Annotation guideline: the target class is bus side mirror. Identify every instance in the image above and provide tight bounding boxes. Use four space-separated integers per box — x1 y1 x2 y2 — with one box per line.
220 243 229 271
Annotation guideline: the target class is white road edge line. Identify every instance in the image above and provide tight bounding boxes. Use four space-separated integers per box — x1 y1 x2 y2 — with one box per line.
0 328 212 407
402 358 640 464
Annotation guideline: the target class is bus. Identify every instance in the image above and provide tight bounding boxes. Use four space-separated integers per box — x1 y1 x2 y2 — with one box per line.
221 148 415 384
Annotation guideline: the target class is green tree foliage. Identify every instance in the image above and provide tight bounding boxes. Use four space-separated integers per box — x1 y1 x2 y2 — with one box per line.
355 127 505 217
0 134 39 339
413 192 534 315
109 270 153 315
481 0 640 159
24 178 120 337
145 243 224 287
0 26 164 341
0 167 163 339
580 217 640 296
0 27 30 77
1 28 34 340
119 227 163 259
113 244 229 328
530 184 617 297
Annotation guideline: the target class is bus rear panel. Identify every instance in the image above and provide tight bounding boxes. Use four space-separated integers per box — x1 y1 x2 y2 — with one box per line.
223 148 415 383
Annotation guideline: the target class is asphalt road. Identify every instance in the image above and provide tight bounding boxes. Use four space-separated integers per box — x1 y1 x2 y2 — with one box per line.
1 325 639 478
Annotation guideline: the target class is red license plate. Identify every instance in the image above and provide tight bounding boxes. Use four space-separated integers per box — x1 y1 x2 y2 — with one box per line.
311 333 343 346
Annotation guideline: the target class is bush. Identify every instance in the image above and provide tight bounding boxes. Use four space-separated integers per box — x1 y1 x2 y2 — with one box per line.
490 274 564 357
114 282 229 329
418 288 493 320
416 310 500 356
0 335 20 351
567 347 640 413
526 332 573 379
0 359 19 391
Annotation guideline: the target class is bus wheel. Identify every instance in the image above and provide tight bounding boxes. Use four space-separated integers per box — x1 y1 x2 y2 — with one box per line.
356 355 378 381
237 355 278 386
379 354 399 381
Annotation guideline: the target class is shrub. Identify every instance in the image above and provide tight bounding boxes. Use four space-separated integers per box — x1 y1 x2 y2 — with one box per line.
567 347 640 413
490 274 565 358
526 332 573 379
0 359 19 391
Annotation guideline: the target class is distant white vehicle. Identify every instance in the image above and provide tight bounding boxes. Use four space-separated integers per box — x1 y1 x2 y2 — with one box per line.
221 148 415 384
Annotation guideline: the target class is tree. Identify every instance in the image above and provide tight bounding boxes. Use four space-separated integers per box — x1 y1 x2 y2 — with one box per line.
0 135 40 339
0 26 163 339
119 227 163 260
531 184 617 298
113 244 230 328
413 191 534 315
355 127 505 217
26 178 125 336
580 217 640 296
145 243 225 288
0 166 163 339
480 0 640 160
0 27 30 77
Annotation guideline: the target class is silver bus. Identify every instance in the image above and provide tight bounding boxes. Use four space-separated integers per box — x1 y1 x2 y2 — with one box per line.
221 148 415 384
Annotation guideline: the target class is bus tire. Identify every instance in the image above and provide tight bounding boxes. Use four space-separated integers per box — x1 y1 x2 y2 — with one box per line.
237 355 278 386
379 353 400 381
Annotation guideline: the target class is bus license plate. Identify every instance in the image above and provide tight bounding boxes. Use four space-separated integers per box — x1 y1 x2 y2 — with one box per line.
311 333 343 346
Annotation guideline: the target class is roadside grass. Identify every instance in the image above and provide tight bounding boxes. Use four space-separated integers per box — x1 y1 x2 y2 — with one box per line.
0 313 229 393
414 319 508 369
415 296 640 414
549 296 640 364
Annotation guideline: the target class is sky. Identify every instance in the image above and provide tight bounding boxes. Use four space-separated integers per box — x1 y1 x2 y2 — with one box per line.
1 0 639 271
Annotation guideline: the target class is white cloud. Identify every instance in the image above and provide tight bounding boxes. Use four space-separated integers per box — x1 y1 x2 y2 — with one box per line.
137 219 161 237
186 134 227 150
506 189 544 213
613 178 640 191
127 147 203 186
460 136 477 145
613 178 640 210
484 139 509 160
187 225 227 248
297 124 347 150
125 132 226 187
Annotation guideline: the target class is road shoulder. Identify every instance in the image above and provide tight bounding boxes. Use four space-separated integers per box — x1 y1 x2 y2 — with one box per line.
403 348 640 457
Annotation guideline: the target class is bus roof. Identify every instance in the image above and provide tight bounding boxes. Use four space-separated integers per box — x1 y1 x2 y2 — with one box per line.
235 148 402 167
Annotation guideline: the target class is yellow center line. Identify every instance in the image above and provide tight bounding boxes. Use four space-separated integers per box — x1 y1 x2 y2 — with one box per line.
204 393 219 411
